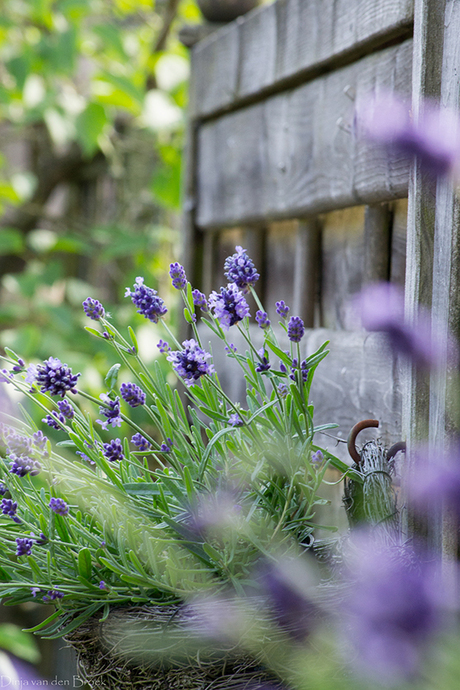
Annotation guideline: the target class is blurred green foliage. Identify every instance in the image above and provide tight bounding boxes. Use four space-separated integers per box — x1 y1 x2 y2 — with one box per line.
0 0 200 424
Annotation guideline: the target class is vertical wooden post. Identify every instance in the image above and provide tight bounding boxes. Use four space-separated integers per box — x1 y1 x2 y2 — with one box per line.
403 0 446 444
403 0 446 541
429 0 460 565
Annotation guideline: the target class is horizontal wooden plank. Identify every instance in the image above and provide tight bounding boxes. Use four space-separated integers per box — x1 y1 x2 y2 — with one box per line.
199 325 403 464
196 40 412 229
190 0 414 118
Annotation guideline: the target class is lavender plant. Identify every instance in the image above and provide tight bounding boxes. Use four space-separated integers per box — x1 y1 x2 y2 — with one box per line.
0 246 348 639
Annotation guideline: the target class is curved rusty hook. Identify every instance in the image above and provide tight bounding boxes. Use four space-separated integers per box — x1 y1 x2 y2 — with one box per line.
347 419 379 465
386 441 406 463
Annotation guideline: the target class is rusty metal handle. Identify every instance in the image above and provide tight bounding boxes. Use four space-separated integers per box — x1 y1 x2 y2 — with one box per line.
386 441 406 463
347 419 379 465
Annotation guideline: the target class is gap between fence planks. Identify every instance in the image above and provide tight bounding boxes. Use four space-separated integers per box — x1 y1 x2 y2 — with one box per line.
190 0 414 118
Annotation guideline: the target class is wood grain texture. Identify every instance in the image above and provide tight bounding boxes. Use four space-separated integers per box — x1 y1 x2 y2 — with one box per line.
320 206 365 330
199 325 403 465
402 0 446 454
196 40 413 229
390 198 408 285
190 0 414 118
430 0 460 446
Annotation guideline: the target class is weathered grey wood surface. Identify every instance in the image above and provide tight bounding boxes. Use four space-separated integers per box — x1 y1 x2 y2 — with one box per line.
199 325 403 464
196 40 412 229
190 0 414 118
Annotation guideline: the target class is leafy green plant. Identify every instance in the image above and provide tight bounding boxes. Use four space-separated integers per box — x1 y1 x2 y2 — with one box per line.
0 246 352 638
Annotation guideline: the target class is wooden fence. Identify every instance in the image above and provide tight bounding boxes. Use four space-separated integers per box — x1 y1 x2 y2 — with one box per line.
182 0 460 539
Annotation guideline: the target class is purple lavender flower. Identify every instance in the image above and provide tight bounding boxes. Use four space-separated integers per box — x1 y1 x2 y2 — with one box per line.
120 382 146 408
12 358 25 373
208 284 250 330
99 580 107 590
58 399 74 419
16 537 33 557
31 587 40 597
9 455 41 477
343 531 446 682
223 246 259 292
33 532 48 545
82 297 105 320
0 369 13 384
357 94 460 178
256 310 271 330
160 438 173 453
125 277 167 323
1 498 20 522
277 382 288 397
258 559 320 642
34 357 80 397
103 438 124 463
189 488 243 535
5 430 42 477
275 301 290 319
97 394 122 430
43 590 64 602
256 351 271 373
311 450 324 465
32 431 48 453
287 316 305 343
408 445 460 523
229 413 244 427
0 484 7 496
224 343 237 354
49 497 69 516
192 289 208 312
167 339 214 387
169 263 187 290
157 339 171 354
131 433 152 451
289 358 309 383
43 411 65 429
355 282 443 369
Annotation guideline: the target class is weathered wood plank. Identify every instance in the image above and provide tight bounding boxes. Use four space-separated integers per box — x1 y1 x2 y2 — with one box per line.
199 325 403 465
292 220 321 328
389 198 408 286
402 0 446 547
196 40 413 229
265 221 298 321
363 204 392 284
321 206 365 330
190 0 414 118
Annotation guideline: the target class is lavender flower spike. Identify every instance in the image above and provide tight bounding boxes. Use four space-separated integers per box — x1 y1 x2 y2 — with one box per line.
355 282 444 369
83 297 105 320
16 538 33 557
103 438 125 463
255 310 270 330
49 497 69 516
275 300 290 319
192 289 208 312
167 339 214 387
125 277 167 323
97 394 122 430
208 284 250 330
287 316 305 343
34 357 81 397
224 246 259 292
357 93 460 178
169 263 187 290
120 382 146 408
131 433 152 451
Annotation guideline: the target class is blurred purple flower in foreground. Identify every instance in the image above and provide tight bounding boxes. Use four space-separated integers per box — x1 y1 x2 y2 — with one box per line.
357 94 460 177
355 282 444 369
408 444 460 524
343 530 452 682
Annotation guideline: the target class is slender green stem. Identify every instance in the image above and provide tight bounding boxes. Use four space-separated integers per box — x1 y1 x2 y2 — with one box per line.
161 321 181 350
